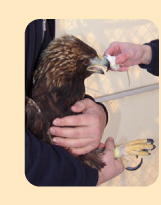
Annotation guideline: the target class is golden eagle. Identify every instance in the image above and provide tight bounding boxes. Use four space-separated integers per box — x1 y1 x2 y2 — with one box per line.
25 35 109 169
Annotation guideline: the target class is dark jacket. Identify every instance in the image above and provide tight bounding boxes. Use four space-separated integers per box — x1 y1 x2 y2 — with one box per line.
25 19 103 186
139 39 159 76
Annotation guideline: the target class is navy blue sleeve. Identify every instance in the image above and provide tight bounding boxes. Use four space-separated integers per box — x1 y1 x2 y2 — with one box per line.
25 19 99 186
139 39 159 76
25 128 98 186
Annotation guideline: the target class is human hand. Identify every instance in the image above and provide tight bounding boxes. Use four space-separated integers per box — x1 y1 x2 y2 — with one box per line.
104 42 152 71
49 98 107 155
97 137 124 185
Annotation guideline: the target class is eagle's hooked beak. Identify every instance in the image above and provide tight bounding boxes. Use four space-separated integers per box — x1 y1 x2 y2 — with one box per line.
87 55 110 74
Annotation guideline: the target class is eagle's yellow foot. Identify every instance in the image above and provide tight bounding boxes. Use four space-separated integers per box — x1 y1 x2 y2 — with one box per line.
114 139 156 171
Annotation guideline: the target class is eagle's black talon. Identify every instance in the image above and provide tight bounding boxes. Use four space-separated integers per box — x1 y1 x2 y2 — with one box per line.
147 139 154 144
151 145 156 150
142 149 149 152
126 158 143 171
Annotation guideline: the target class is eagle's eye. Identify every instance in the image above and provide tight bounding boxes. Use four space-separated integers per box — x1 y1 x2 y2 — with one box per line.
83 58 90 66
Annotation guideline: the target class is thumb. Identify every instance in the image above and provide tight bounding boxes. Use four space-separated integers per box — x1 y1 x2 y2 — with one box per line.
104 137 115 154
71 98 95 113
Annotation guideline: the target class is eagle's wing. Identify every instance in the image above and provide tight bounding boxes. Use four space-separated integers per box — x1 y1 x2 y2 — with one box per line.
25 97 52 143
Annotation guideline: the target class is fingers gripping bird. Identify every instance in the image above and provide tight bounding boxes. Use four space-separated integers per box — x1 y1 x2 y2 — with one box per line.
25 35 155 170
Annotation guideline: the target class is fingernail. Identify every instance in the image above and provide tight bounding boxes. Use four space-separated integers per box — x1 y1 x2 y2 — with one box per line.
50 128 55 134
71 103 78 109
53 138 59 144
53 118 60 125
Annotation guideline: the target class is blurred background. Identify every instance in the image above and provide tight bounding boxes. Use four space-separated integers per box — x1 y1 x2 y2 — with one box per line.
56 19 159 186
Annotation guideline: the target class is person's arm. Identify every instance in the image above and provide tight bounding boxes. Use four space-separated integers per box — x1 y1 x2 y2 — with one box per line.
139 39 159 76
104 39 159 76
26 128 123 186
25 128 99 186
97 137 124 185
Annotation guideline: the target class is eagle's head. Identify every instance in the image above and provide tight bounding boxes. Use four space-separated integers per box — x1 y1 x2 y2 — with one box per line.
32 35 110 112
33 35 109 89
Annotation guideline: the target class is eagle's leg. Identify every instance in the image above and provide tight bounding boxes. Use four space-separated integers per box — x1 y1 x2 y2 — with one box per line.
114 139 156 171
